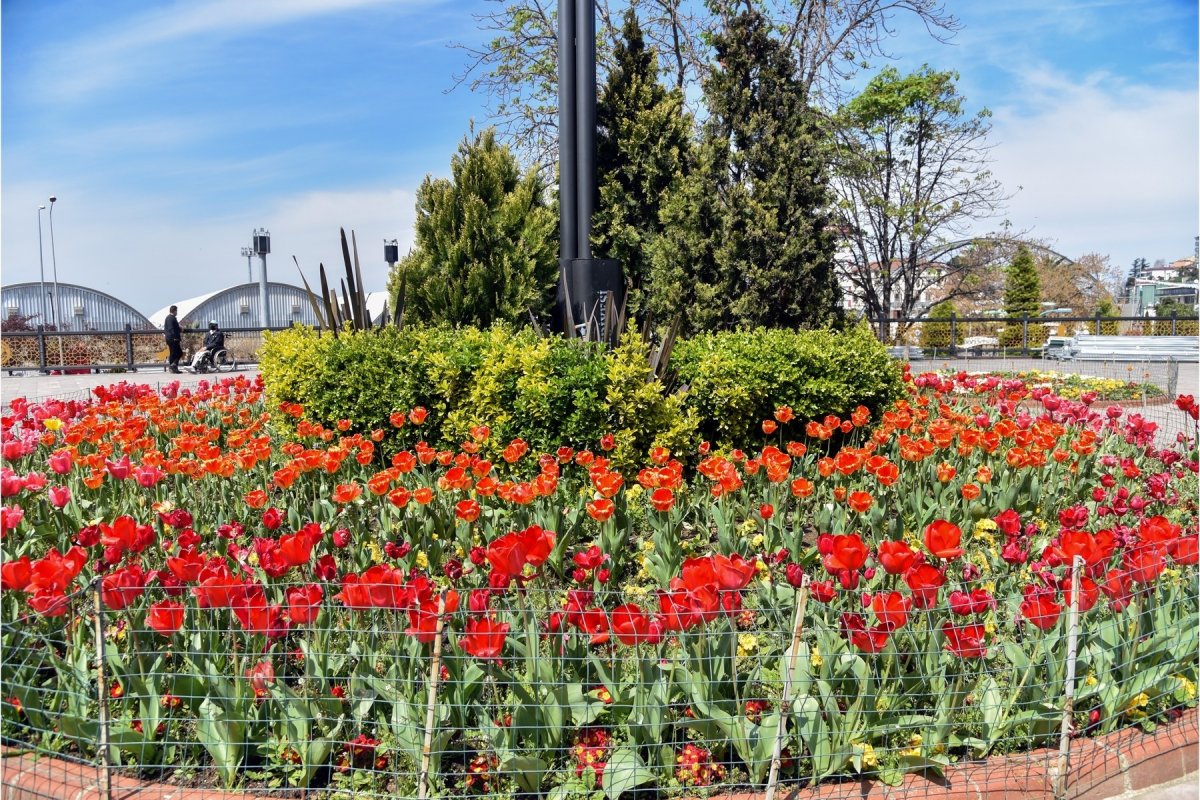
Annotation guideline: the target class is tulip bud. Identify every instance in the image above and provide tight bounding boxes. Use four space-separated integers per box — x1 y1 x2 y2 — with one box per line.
332 528 351 548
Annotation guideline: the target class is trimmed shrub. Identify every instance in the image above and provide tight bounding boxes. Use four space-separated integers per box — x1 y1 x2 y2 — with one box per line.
260 322 904 463
671 323 904 447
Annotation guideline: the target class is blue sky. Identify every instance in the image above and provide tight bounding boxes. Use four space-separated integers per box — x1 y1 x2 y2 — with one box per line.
2 0 1196 318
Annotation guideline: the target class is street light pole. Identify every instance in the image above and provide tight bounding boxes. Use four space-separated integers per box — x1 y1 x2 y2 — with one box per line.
241 246 253 284
48 196 60 330
37 206 48 326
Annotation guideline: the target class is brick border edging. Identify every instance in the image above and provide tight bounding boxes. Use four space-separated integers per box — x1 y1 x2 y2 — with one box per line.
2 708 1196 800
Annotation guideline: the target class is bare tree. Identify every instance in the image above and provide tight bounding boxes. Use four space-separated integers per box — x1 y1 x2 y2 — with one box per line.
832 65 1008 336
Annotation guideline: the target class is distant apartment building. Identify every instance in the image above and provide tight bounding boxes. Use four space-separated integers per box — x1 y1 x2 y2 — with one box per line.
1122 256 1199 317
834 253 946 320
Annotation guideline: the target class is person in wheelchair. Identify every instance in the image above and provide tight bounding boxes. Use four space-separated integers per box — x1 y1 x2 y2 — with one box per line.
190 321 227 372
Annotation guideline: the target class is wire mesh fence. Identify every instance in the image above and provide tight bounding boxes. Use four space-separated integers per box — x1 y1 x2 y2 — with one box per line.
2 565 1196 799
1 358 1196 799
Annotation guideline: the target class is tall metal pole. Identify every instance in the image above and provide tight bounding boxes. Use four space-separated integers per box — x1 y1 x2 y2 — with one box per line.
48 196 60 330
241 246 253 284
37 206 48 326
558 0 578 267
574 0 595 260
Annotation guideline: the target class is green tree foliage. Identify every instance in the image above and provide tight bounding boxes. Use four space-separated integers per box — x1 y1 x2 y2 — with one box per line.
452 1 957 174
1094 297 1120 335
833 66 1006 334
919 301 963 350
648 7 842 333
387 128 558 327
1001 245 1041 346
592 9 693 319
1153 298 1199 336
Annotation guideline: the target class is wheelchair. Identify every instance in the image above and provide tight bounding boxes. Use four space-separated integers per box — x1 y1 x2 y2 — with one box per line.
191 348 234 374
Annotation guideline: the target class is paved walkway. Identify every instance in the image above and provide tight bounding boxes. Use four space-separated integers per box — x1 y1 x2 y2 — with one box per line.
0 365 262 406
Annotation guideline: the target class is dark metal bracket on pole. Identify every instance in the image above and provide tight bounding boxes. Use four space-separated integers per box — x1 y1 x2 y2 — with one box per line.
555 0 622 340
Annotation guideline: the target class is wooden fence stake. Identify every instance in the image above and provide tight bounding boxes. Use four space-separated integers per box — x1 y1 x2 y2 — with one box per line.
1055 556 1084 800
418 595 447 800
765 576 810 800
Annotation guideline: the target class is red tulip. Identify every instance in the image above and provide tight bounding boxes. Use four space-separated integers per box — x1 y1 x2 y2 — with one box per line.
1 556 32 591
876 540 918 575
905 563 946 609
611 603 654 646
586 498 615 522
650 488 675 512
455 499 481 524
871 591 910 630
145 600 185 637
1124 544 1166 585
101 564 147 610
841 613 891 653
459 617 509 660
287 584 324 625
942 622 987 658
711 553 757 590
823 534 868 572
923 519 963 560
1020 586 1062 631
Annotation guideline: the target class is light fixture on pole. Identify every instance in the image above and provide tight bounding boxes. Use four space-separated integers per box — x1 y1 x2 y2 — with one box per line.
241 246 253 284
251 228 271 328
48 196 60 330
37 206 48 327
384 239 398 266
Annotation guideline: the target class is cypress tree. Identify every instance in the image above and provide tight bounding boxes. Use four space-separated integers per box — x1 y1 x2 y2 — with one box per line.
1001 244 1042 346
649 8 842 333
592 9 693 318
388 128 557 327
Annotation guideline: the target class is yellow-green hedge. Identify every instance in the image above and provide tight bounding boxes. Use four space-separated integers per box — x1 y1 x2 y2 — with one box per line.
259 323 904 464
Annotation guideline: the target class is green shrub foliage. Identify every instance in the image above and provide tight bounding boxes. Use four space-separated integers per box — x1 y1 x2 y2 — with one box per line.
671 323 903 447
260 323 903 464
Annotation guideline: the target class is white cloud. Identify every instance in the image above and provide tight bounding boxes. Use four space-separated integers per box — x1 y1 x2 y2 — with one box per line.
0 183 417 319
35 0 438 101
982 72 1198 267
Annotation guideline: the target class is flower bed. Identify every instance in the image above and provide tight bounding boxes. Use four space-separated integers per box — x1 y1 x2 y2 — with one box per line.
0 369 1196 799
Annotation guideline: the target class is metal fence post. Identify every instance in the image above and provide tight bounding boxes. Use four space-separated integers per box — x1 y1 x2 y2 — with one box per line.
1022 314 1029 355
1094 313 1101 336
949 312 958 358
93 579 113 800
1167 358 1178 398
124 324 134 370
1171 311 1178 336
36 326 47 372
1054 556 1084 800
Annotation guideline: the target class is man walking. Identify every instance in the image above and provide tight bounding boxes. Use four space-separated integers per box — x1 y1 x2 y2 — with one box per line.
164 305 182 373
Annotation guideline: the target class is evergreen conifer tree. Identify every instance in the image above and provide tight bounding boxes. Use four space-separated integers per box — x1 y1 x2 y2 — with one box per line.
592 9 693 318
1001 244 1042 346
649 7 842 333
388 128 557 327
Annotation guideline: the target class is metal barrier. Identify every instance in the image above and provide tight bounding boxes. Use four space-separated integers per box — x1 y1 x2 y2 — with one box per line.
870 314 1200 359
0 325 295 374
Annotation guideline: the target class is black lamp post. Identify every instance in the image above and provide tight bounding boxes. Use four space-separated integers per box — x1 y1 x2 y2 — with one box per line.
556 0 622 340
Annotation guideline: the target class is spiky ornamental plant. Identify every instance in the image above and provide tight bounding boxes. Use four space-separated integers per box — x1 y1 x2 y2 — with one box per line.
387 128 558 328
648 7 842 334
